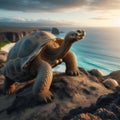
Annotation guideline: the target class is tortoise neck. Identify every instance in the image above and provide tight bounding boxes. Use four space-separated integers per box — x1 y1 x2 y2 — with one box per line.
55 39 72 59
42 38 73 60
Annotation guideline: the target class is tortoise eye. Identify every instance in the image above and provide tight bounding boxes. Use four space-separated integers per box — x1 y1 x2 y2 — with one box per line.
71 33 77 37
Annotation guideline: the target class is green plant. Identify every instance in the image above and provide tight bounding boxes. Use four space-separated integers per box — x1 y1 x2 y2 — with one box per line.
0 40 11 50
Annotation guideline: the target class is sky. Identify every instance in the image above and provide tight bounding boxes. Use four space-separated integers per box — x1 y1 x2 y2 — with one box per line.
0 0 120 27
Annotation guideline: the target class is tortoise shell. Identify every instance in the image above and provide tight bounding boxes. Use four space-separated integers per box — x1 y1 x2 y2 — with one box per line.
2 31 56 79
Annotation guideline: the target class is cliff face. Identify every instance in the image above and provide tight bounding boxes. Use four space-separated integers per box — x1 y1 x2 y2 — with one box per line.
0 31 31 42
0 27 51 42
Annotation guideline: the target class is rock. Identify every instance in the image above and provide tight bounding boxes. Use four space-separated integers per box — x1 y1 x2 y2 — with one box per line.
95 108 119 120
64 87 120 120
78 67 89 76
0 32 22 42
106 70 120 85
88 69 103 80
87 69 104 83
103 78 119 90
51 27 59 34
0 51 8 68
73 113 102 120
0 72 112 120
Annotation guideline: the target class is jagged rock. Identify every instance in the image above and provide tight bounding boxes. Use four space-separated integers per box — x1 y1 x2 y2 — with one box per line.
0 72 112 120
51 27 59 34
95 108 119 120
64 87 120 120
72 113 102 120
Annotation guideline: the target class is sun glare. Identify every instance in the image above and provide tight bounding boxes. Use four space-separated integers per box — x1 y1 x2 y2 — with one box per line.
113 18 120 26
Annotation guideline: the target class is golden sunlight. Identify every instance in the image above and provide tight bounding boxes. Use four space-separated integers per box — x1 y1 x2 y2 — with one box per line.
113 18 120 26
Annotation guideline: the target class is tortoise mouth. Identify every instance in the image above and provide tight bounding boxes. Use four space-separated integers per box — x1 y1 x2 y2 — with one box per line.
75 30 85 40
76 31 85 40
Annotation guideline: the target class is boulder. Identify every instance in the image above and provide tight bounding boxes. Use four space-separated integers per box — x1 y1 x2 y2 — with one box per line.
103 78 119 90
51 27 59 34
88 69 103 78
88 69 104 83
106 70 120 85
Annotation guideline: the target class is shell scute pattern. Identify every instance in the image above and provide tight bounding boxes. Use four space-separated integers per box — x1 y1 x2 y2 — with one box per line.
19 39 38 58
2 29 86 102
2 31 56 79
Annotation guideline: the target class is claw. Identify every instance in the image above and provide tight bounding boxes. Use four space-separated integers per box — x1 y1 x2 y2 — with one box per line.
44 97 47 103
66 69 81 76
4 84 16 95
37 90 54 103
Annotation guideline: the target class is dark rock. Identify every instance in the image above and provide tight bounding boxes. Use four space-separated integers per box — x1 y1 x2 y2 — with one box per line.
64 86 120 120
51 27 59 34
0 32 21 42
0 72 112 120
96 93 115 107
73 113 102 120
95 108 119 120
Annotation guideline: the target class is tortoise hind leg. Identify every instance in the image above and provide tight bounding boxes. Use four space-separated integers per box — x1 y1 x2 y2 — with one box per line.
63 51 81 76
3 77 16 95
32 60 53 103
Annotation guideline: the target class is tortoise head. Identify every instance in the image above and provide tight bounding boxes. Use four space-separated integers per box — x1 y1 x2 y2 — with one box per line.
65 30 85 43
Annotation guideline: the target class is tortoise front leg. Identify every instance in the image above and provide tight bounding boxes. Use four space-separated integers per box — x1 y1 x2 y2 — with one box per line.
63 51 80 76
3 77 16 95
32 60 53 103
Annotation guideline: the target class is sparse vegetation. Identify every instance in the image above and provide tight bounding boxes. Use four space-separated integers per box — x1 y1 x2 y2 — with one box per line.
0 40 11 50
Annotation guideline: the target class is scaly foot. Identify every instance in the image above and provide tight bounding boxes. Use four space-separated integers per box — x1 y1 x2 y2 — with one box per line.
36 90 53 103
66 68 81 76
3 84 16 95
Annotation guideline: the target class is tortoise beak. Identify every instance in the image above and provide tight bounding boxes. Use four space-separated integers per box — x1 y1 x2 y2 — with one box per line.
77 30 86 40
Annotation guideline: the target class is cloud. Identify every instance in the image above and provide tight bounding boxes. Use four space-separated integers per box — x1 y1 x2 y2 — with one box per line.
0 17 75 27
0 0 120 12
88 0 120 11
91 17 112 20
0 0 87 12
0 17 26 22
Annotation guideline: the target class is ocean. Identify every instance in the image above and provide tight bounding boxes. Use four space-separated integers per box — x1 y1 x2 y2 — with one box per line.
54 27 120 75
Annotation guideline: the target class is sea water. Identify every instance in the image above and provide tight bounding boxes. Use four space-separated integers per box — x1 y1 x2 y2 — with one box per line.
54 27 120 75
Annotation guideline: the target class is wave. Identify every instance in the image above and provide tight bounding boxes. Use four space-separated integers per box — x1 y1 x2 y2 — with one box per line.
56 27 120 75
